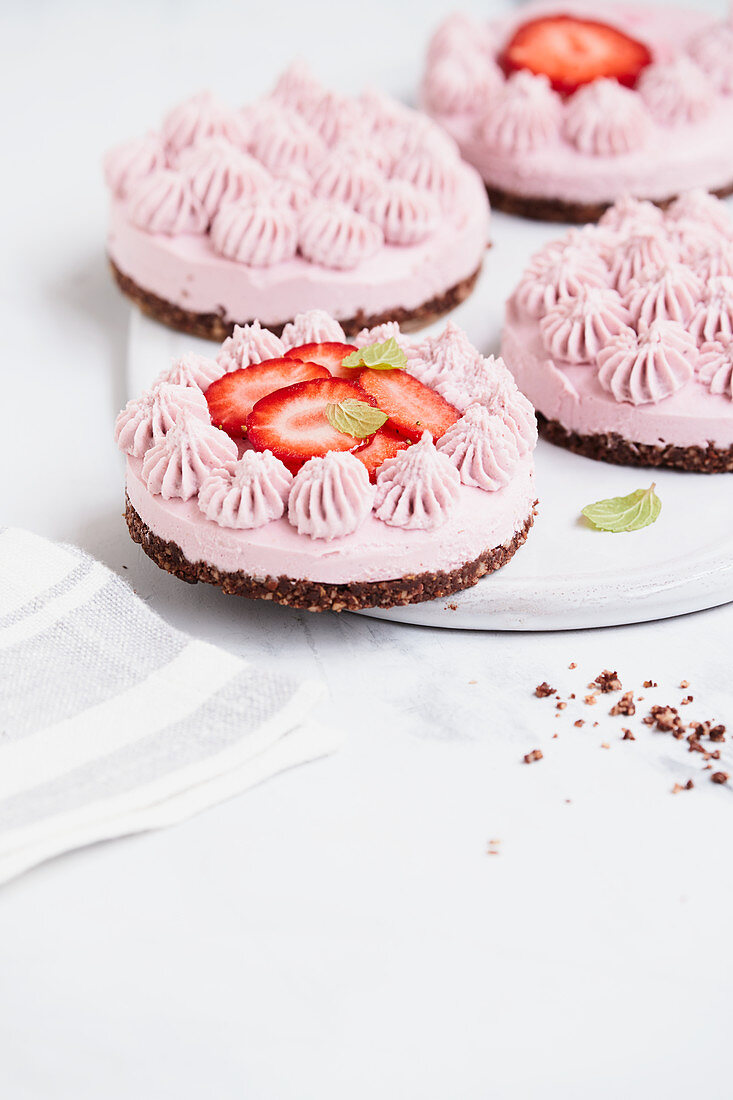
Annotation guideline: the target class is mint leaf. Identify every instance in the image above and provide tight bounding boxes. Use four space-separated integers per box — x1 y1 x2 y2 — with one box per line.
582 483 662 533
342 337 407 371
325 399 388 440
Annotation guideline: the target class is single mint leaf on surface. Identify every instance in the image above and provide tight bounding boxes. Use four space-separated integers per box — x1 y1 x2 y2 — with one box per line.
581 483 662 533
341 337 407 371
325 399 388 440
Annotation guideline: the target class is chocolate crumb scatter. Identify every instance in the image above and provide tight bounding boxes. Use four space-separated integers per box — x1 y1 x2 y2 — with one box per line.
584 694 597 706
569 693 576 700
672 780 695 793
648 705 684 735
568 662 577 670
574 719 585 728
523 749 543 764
535 682 556 698
593 721 599 728
680 695 693 706
710 725 727 742
621 728 635 740
643 680 658 689
680 680 690 689
556 701 567 711
610 691 636 717
601 742 610 750
593 670 623 693
711 772 729 785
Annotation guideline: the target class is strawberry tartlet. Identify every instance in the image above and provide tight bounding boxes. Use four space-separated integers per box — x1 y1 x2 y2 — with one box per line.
501 190 733 472
104 68 490 340
422 2 733 222
115 313 538 611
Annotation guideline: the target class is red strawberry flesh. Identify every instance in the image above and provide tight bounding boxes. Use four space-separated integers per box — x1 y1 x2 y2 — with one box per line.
205 358 330 438
498 15 652 95
246 378 380 472
285 342 358 380
353 428 411 481
354 368 460 443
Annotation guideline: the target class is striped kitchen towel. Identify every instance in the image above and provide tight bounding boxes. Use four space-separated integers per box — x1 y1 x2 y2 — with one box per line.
0 528 339 885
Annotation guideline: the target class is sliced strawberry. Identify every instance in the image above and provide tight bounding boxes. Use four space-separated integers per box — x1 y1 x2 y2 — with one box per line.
499 16 652 95
205 358 330 438
354 369 459 443
246 378 379 472
285 342 358 379
353 428 411 481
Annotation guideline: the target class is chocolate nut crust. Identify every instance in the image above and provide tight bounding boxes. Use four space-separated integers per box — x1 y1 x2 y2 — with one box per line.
538 414 733 473
124 495 536 612
486 181 733 225
109 258 482 342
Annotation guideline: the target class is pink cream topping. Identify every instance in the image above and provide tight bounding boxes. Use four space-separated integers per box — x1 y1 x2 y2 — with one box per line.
625 263 703 326
638 57 713 127
422 52 502 115
198 450 294 529
281 310 346 349
426 13 496 65
697 336 733 400
476 71 561 155
311 152 385 210
270 62 325 117
434 353 508 412
515 244 610 319
391 147 459 208
104 133 167 200
302 91 362 146
688 20 733 95
437 404 521 492
596 321 697 406
540 286 632 364
127 169 207 236
598 195 664 235
162 91 248 154
610 231 679 295
563 80 652 157
355 321 405 349
141 409 238 500
373 432 460 531
689 276 733 343
217 321 285 374
178 141 272 222
210 194 297 267
287 452 375 540
114 382 210 458
471 373 538 456
666 189 733 238
250 108 326 175
404 320 483 390
359 180 440 247
155 353 222 392
298 200 384 270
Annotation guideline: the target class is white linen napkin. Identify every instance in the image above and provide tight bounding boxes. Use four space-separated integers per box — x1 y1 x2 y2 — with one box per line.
0 527 340 885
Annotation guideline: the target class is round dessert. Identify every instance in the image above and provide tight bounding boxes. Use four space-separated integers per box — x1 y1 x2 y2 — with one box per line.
501 190 733 472
104 68 490 340
115 312 538 611
421 3 733 222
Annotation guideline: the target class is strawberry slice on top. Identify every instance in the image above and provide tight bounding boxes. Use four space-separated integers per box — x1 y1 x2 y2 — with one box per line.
285 342 358 379
246 378 380 473
353 427 411 482
498 15 652 95
205 358 330 438
354 369 460 443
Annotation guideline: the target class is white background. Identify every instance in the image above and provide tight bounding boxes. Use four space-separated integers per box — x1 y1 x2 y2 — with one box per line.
2 1 733 1097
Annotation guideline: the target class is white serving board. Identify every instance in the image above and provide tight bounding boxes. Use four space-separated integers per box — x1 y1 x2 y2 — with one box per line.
126 209 733 631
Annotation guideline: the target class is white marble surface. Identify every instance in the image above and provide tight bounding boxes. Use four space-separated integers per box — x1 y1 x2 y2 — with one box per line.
2 1 733 1097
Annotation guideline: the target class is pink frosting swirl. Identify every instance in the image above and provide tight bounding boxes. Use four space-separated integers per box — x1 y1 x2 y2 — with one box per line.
599 195 664 235
423 53 503 115
540 287 632 364
104 133 167 200
391 148 459 209
427 14 496 65
155 353 222 392
697 336 733 400
688 21 733 94
178 141 272 221
625 263 703 326
115 382 210 458
198 450 293 529
162 91 248 154
311 152 385 210
666 189 733 237
217 321 285 373
355 321 405 349
403 320 482 390
689 276 733 343
477 71 561 154
250 108 326 175
610 231 679 294
597 321 696 405
298 200 383 270
141 410 238 500
437 404 521 492
471 373 538 456
210 195 297 266
374 432 460 530
302 91 362 147
288 452 375 540
281 310 346 349
564 80 652 156
689 240 733 282
638 57 713 126
359 180 439 246
270 62 325 116
433 353 508 412
128 169 207 235
515 244 610 318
